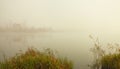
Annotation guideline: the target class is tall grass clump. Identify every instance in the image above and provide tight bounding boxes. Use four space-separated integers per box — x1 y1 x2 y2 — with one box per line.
89 35 120 69
101 53 120 69
0 48 73 69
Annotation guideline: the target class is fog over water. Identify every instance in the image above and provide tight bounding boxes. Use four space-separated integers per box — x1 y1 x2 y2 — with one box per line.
1 0 120 69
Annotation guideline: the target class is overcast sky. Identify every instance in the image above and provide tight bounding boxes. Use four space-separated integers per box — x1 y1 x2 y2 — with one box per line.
0 0 120 33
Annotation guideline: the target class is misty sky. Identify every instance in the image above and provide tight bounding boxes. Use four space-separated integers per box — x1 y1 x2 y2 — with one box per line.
0 0 120 33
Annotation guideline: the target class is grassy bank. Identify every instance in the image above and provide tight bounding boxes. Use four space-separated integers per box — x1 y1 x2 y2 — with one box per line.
0 48 73 69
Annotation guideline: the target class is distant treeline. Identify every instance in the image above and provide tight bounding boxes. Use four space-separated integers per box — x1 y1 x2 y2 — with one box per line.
0 23 52 32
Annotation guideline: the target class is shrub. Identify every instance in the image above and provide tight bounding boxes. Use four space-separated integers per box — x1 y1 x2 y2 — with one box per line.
89 35 120 69
0 48 73 69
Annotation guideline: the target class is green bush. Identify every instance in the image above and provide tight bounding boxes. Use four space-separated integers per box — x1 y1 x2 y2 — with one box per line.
0 48 73 69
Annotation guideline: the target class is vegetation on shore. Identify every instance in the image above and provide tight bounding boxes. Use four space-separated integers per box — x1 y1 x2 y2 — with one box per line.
0 48 73 69
89 35 120 69
101 53 120 69
1 36 120 69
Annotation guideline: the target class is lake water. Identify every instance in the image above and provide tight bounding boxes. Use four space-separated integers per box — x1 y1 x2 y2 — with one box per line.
0 32 94 69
